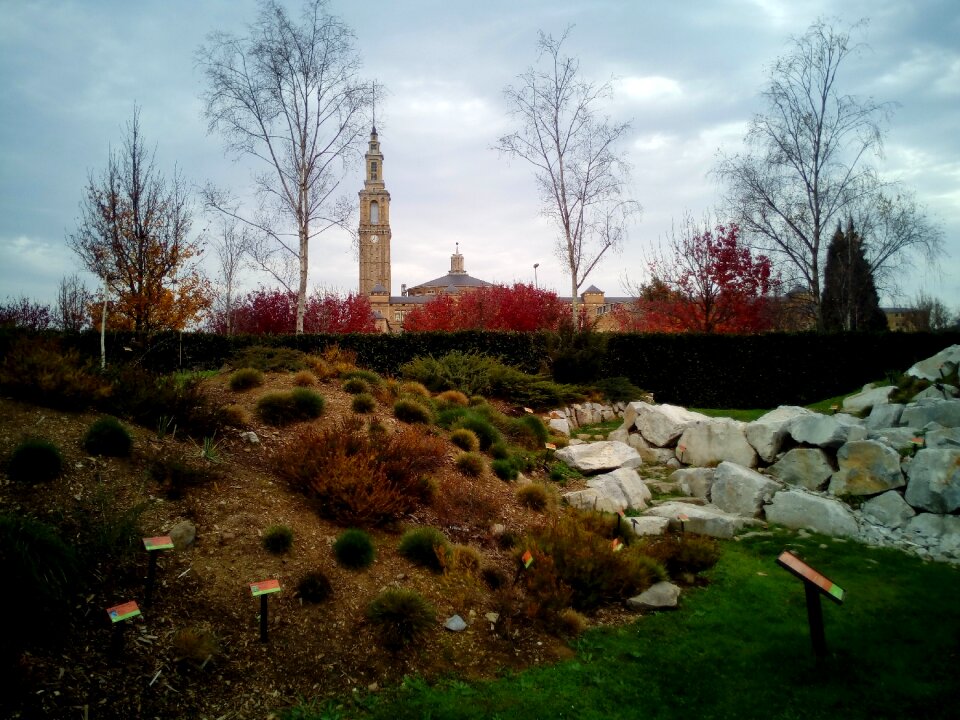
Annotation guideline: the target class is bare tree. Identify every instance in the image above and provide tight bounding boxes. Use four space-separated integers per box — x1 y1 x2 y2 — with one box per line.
496 29 639 323
54 274 93 331
197 0 372 333
714 19 921 326
209 216 249 335
68 108 210 336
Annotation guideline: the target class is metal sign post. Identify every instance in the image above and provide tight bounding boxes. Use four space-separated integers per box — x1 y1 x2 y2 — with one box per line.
143 535 174 606
776 550 845 659
250 579 281 642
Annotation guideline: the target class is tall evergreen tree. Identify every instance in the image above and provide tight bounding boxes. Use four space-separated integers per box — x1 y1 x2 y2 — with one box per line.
821 220 887 331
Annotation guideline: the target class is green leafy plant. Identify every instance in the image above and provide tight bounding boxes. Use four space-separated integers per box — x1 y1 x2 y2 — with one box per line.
454 414 501 451
262 524 294 554
229 367 264 391
8 437 63 483
491 458 519 481
367 588 436 650
394 398 433 424
591 376 647 403
296 571 333 603
333 529 375 569
83 416 133 457
398 526 451 572
456 452 485 477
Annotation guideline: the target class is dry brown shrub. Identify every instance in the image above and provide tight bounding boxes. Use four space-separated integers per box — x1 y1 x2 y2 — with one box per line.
219 403 251 428
436 390 469 408
292 370 316 386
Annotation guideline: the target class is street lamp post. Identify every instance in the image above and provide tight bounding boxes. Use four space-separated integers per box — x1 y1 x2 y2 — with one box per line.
533 263 539 289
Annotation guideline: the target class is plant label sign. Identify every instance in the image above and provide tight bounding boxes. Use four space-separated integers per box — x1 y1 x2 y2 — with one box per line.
250 579 281 597
107 600 141 623
776 551 844 604
143 535 174 551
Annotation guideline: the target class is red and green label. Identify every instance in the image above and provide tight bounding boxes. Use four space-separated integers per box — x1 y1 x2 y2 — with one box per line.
107 600 141 623
143 535 174 551
250 579 281 597
777 551 845 603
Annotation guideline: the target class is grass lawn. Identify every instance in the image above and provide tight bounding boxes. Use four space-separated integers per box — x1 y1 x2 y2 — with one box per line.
298 528 960 720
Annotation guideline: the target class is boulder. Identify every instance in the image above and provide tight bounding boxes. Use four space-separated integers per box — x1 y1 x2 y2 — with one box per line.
632 403 710 448
638 447 679 465
861 490 916 529
904 448 960 513
564 488 621 514
867 427 922 453
606 427 629 443
710 461 780 517
745 406 813 463
906 345 960 381
626 516 671 537
627 581 681 610
842 385 895 414
764 489 859 538
592 467 651 509
555 441 640 474
170 520 197 550
865 403 904 430
548 417 571 436
901 400 960 429
669 467 716 500
789 414 867 449
925 427 960 449
643 502 748 539
444 615 467 632
828 440 904 496
676 419 759 468
767 448 835 490
912 384 959 401
903 513 948 548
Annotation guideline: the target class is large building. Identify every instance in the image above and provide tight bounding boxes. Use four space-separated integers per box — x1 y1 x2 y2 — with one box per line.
357 128 628 332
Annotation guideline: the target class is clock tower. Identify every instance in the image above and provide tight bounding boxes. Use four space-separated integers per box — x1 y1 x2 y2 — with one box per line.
358 126 391 296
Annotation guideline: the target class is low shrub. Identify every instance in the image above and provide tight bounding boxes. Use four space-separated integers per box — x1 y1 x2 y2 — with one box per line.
399 380 431 398
367 588 436 650
639 534 722 577
549 461 581 483
450 428 479 452
257 389 325 425
400 351 495 395
171 625 219 667
147 453 221 499
220 403 251 428
452 544 483 574
456 452 485 477
297 571 333 603
292 370 316 387
436 389 469 408
552 607 589 638
489 442 511 460
229 367 264 391
516 483 550 511
0 336 111 410
454 414 501 450
343 377 370 394
333 528 375 569
70 480 149 567
231 345 307 372
591 376 647 403
83 417 132 457
394 398 432 424
351 392 376 413
398 526 451 572
262 524 294 554
481 566 509 590
8 438 63 483
491 458 519 481
343 369 382 386
506 415 549 449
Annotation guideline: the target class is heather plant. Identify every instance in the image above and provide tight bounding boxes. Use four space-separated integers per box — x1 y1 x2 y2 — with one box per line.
257 389 325 425
296 571 333 603
333 528 375 569
292 370 316 386
8 438 63 483
454 414 501 450
435 389 469 408
516 482 550 511
398 526 452 572
367 588 436 650
229 367 264 391
343 369 382 386
351 392 376 413
393 397 432 424
0 336 111 410
219 403 251 428
147 452 221 499
399 380 431 398
343 377 370 394
491 458 519 481
231 345 308 372
171 625 219 667
639 533 722 577
456 452 485 477
262 524 294 554
84 417 133 457
450 428 480 452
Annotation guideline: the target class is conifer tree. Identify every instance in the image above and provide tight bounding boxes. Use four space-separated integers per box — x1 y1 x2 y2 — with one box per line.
821 220 887 331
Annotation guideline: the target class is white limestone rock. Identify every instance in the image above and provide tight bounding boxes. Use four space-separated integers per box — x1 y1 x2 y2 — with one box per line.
789 414 867 449
710 461 781 517
677 419 759 468
548 417 571 436
669 467 716 501
842 385 895 415
764 489 859 539
904 448 960 513
589 467 652 510
867 427 921 453
644 501 748 539
555 441 640 474
627 581 681 610
828 440 905 497
925 427 960 449
632 403 710 448
606 427 629 443
745 406 813 463
767 448 835 490
906 345 960 381
626 515 671 537
901 400 960 429
865 403 904 430
912 384 959 401
638 447 679 465
861 490 916 529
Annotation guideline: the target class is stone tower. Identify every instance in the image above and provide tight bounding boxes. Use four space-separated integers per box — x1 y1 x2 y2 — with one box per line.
358 126 391 296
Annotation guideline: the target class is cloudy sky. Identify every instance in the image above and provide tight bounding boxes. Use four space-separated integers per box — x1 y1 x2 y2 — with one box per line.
1 0 957 313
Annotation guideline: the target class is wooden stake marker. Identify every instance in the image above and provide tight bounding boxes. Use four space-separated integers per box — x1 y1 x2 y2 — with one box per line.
776 550 844 659
250 579 281 642
143 535 174 606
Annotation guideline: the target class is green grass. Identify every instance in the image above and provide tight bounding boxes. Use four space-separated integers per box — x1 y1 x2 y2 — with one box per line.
576 419 623 436
291 528 960 720
690 407 769 422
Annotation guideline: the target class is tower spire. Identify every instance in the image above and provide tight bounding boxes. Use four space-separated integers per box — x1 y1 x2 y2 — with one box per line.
372 80 377 134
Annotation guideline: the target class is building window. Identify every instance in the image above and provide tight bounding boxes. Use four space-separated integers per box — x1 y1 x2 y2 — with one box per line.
370 160 378 180
370 200 379 224
394 310 405 322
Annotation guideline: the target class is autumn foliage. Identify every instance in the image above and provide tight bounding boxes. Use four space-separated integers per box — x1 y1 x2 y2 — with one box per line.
208 287 376 334
616 222 778 334
402 283 568 331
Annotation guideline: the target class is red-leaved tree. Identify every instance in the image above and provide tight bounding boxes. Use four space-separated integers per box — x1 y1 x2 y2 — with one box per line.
210 287 375 334
402 284 568 331
618 219 778 333
0 296 52 330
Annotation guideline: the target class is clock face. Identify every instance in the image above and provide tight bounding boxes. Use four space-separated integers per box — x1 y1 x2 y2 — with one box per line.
370 235 378 244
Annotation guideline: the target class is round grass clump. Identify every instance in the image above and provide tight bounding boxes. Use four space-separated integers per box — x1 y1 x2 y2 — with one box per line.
291 387 325 416
343 377 370 395
398 381 431 399
9 438 63 483
83 417 132 457
456 452 485 477
516 483 550 511
343 369 382 386
297 571 333 603
450 428 479 452
292 370 316 387
257 389 325 425
455 415 501 451
397 526 451 572
219 403 251 428
262 524 294 554
393 398 432 424
489 442 510 460
333 528 375 569
367 588 436 650
436 390 469 408
351 392 376 414
491 458 519 482
229 367 264 391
